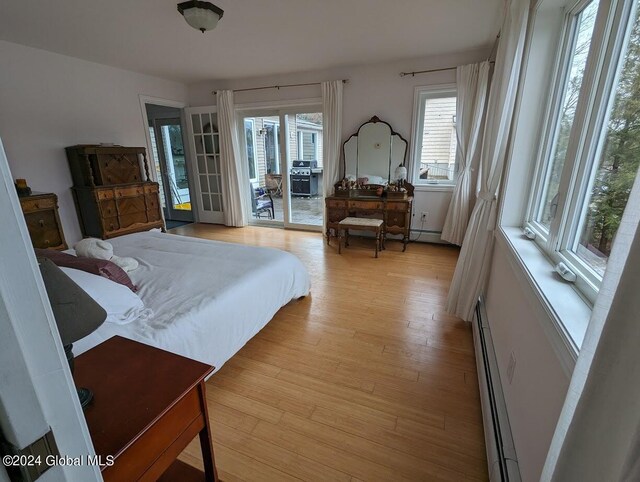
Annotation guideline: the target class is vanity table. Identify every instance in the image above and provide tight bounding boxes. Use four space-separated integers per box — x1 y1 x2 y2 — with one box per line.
325 116 413 251
325 193 413 251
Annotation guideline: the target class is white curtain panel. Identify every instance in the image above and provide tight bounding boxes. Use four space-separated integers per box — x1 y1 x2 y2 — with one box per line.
216 90 248 227
446 0 529 321
541 174 640 482
321 80 344 234
441 61 491 245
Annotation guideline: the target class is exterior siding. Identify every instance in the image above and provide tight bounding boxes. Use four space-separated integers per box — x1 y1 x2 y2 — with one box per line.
244 114 323 187
420 96 457 180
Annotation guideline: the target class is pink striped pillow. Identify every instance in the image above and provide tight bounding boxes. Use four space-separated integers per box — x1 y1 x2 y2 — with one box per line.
35 249 137 292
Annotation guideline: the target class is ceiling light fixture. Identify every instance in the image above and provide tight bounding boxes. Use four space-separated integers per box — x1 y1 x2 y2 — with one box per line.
177 1 224 33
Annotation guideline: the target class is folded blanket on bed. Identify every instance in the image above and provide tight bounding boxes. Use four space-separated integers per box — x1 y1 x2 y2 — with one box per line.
75 238 139 272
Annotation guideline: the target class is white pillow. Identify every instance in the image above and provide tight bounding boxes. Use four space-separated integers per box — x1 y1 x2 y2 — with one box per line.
60 267 151 325
360 174 388 185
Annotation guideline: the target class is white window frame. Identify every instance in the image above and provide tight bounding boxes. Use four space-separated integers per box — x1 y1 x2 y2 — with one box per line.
244 118 258 183
297 129 319 161
409 83 458 186
263 119 280 174
524 0 639 304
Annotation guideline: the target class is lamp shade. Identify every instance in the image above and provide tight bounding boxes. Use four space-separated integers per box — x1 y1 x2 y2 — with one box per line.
394 164 408 181
177 1 224 32
38 258 106 345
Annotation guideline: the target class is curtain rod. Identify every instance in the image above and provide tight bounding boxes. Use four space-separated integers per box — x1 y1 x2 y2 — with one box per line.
399 60 495 78
211 79 349 96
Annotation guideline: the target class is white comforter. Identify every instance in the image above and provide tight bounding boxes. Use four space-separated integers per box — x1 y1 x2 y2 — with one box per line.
73 231 310 371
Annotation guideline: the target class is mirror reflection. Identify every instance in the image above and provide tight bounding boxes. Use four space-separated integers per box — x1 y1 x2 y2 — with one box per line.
343 116 408 184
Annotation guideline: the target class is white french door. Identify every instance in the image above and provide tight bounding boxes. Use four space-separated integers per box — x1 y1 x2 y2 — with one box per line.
239 104 324 231
185 106 225 224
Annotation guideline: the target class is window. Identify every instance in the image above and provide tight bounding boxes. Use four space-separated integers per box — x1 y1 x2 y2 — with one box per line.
410 85 458 185
264 122 280 174
526 0 640 302
244 119 257 181
297 130 319 161
535 0 599 229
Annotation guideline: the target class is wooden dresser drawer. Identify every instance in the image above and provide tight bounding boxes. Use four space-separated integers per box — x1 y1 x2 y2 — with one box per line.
24 211 64 249
145 195 161 221
20 197 56 212
349 200 384 210
99 200 117 218
114 185 145 199
326 198 347 208
147 209 161 223
117 196 147 215
386 201 410 211
119 212 148 229
102 216 120 233
96 189 115 201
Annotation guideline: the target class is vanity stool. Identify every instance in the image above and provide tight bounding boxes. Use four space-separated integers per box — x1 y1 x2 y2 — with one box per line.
338 217 384 258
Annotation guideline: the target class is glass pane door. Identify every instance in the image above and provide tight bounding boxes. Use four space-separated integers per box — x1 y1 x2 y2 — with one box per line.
156 118 193 222
186 110 224 224
284 111 324 228
242 114 284 223
240 107 324 231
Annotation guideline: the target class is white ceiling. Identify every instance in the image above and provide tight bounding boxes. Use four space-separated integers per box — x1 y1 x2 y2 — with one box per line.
0 0 503 84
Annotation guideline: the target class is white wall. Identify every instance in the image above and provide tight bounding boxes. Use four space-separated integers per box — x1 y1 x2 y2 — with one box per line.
188 48 490 236
484 245 570 481
0 40 188 244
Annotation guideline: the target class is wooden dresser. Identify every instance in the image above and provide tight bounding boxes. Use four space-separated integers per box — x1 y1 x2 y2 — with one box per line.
325 193 413 251
66 145 164 239
19 192 68 250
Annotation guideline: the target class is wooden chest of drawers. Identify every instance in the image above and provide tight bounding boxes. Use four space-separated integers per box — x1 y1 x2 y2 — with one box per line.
66 145 164 239
73 182 163 239
19 192 67 250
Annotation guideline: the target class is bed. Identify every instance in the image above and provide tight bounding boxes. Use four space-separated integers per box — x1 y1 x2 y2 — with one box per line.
72 230 311 372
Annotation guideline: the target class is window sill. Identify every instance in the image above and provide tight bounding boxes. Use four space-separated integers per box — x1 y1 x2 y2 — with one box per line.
496 226 592 373
413 184 455 193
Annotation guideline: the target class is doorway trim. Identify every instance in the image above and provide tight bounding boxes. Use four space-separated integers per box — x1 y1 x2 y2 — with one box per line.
138 95 197 224
139 95 187 184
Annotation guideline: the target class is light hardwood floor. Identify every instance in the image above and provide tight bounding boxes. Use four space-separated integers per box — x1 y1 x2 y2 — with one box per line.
171 224 487 481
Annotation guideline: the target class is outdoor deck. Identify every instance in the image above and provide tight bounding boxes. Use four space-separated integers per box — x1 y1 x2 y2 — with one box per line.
259 195 324 227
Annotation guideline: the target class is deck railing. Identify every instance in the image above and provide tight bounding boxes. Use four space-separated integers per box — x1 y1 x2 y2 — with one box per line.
420 162 455 180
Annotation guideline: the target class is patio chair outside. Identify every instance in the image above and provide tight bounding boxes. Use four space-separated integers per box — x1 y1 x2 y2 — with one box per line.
250 184 275 219
265 173 283 197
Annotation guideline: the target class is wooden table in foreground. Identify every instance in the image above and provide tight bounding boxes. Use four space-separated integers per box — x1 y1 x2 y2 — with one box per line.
74 336 217 481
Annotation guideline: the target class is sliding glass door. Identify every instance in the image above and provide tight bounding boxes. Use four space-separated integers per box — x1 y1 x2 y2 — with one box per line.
286 112 324 227
240 106 324 231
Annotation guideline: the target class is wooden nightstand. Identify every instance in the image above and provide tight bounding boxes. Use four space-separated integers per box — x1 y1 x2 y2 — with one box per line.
74 336 217 481
19 192 68 250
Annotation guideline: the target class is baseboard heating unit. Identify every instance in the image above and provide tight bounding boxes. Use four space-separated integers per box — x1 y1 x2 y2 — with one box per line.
473 298 521 481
